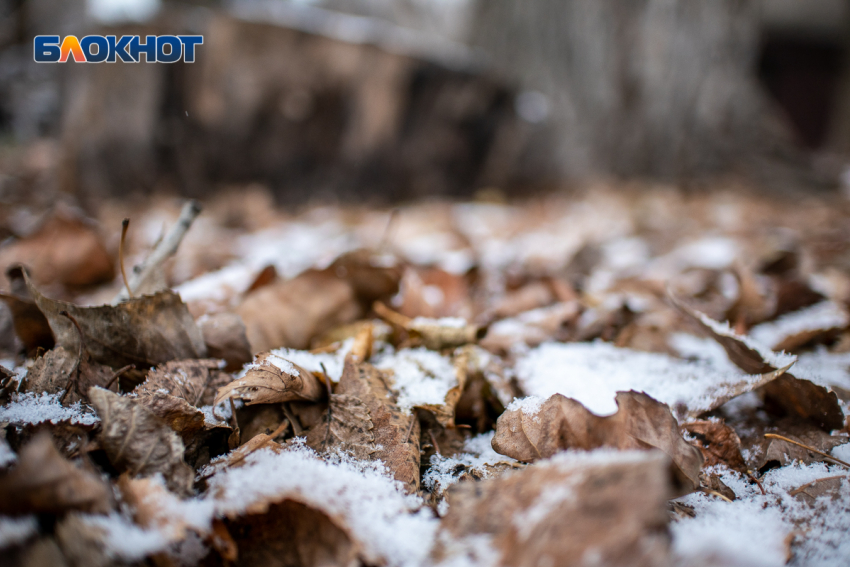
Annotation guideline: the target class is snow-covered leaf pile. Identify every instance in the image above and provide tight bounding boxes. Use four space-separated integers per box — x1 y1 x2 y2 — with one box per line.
2 186 850 566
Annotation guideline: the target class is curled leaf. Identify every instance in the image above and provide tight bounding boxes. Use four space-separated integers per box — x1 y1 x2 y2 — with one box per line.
215 353 326 407
673 294 844 430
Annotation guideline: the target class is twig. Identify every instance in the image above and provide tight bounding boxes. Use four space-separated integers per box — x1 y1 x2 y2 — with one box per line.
282 403 303 436
700 488 733 503
764 433 850 469
105 364 135 392
119 218 133 299
59 311 85 403
747 471 766 495
321 362 333 448
112 200 202 304
429 429 442 455
404 417 417 444
789 475 848 496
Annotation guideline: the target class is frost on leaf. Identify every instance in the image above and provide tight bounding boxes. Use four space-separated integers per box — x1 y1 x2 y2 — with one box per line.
215 353 326 406
492 391 703 494
434 450 672 567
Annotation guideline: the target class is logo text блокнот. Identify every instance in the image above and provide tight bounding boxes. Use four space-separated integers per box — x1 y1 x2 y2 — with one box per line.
34 35 203 63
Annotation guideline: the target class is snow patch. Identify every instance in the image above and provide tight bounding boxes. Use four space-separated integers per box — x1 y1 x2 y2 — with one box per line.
0 392 99 426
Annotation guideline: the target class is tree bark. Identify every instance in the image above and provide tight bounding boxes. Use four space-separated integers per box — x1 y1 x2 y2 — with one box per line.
470 0 823 187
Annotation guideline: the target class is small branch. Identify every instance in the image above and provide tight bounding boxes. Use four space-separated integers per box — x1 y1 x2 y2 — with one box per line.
105 364 135 392
119 218 133 299
764 433 850 469
789 475 848 496
700 488 733 503
112 200 201 304
321 362 333 448
282 403 303 436
429 429 442 455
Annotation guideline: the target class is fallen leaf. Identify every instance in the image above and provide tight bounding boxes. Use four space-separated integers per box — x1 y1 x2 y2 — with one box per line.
224 499 359 567
0 433 112 515
333 356 421 492
304 394 377 461
684 419 748 473
374 301 479 350
25 270 208 368
198 312 253 371
89 387 194 494
754 423 849 472
492 391 703 494
0 208 114 288
673 295 844 430
25 346 114 405
0 266 55 354
434 450 672 567
214 353 326 407
238 270 362 352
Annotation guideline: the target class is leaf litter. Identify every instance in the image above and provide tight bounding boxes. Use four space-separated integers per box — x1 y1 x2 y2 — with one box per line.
2 187 850 565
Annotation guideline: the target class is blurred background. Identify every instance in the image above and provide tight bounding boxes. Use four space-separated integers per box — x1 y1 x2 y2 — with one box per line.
0 0 849 207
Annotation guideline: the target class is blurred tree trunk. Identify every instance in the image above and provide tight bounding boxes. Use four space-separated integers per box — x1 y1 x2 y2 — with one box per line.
470 0 826 187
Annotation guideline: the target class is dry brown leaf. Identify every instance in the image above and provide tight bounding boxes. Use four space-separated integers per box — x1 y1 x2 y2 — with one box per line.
334 356 421 492
304 394 377 461
198 312 253 371
411 347 469 428
434 450 672 567
673 295 844 431
753 423 849 472
25 270 207 369
214 354 326 407
89 387 194 494
1 266 55 355
684 419 748 473
25 345 114 405
0 433 112 516
224 499 359 567
492 391 703 494
0 209 114 288
374 301 479 350
117 475 202 545
237 270 362 352
395 266 472 319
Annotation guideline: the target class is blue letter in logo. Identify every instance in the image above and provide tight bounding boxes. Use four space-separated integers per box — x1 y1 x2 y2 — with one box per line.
178 36 203 63
129 35 157 63
107 36 134 62
156 36 182 63
34 35 60 63
81 36 109 63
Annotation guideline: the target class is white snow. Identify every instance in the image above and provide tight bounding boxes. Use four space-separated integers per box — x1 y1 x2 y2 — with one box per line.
695 312 797 369
0 392 99 426
749 302 848 350
411 316 468 329
514 340 775 417
672 462 850 567
207 442 438 567
257 339 354 382
0 516 37 549
0 437 16 468
791 348 850 392
375 347 457 411
79 513 170 560
423 432 515 497
505 396 544 416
